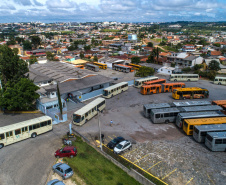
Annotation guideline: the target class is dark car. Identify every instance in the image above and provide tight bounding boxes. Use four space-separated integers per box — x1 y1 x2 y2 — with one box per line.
54 146 77 158
107 136 125 149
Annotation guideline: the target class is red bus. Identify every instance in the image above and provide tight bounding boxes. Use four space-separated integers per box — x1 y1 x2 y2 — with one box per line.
143 79 166 85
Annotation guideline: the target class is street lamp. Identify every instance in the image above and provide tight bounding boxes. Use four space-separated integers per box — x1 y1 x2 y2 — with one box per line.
98 109 102 151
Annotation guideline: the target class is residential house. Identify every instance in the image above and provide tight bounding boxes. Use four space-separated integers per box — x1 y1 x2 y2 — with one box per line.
182 44 196 52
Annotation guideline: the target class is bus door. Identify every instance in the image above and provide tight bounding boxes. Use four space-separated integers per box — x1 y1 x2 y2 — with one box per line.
147 88 150 95
14 128 24 142
169 85 172 92
5 131 14 144
156 86 160 93
21 126 29 139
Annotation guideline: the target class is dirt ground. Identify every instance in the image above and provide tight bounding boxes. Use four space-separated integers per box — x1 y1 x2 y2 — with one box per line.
68 72 226 185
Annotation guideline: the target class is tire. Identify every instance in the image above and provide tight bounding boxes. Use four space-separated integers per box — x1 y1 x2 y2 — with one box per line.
31 133 37 138
85 120 88 123
183 97 186 100
129 146 132 150
218 83 221 85
56 156 60 159
70 155 74 158
174 79 177 82
165 120 169 124
0 144 4 149
111 94 113 98
188 79 190 82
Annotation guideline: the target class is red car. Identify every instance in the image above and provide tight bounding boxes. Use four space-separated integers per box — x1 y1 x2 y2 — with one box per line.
54 146 77 158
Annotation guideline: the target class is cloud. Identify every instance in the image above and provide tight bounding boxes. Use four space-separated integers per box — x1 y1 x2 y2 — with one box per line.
0 4 16 10
14 0 33 6
46 0 77 9
33 0 43 6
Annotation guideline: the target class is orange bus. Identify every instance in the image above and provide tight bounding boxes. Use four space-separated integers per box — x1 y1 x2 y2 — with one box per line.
141 84 162 95
113 64 134 73
74 65 84 69
162 82 185 93
212 100 226 114
143 79 166 85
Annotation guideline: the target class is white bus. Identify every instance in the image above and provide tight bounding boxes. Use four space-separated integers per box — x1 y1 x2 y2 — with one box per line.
176 111 225 128
169 74 199 82
85 63 99 72
134 76 158 88
193 124 226 143
73 98 106 126
214 76 226 85
103 82 128 99
0 116 52 149
205 132 226 152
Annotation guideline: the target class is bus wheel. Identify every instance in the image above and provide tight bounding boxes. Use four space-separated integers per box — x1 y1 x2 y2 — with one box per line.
188 79 190 82
85 120 88 123
183 97 186 100
31 133 37 138
165 120 169 124
218 83 221 85
174 79 177 82
0 144 4 149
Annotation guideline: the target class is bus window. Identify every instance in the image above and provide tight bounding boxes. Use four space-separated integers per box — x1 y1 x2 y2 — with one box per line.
73 114 81 123
206 134 213 142
215 139 222 144
156 114 160 118
6 131 13 137
15 129 21 135
0 133 5 140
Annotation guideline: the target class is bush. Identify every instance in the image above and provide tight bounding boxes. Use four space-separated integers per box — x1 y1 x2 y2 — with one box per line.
171 63 176 67
182 67 191 73
194 64 203 70
207 70 216 80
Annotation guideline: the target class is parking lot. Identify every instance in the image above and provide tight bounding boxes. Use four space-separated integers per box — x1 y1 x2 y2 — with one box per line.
71 75 226 185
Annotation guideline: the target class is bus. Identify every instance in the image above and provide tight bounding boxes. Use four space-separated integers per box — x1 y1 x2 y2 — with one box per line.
172 100 211 107
141 82 185 95
176 111 225 128
205 132 226 151
150 107 180 124
212 100 226 114
134 76 159 88
74 65 84 69
73 98 106 126
183 117 226 136
126 63 141 70
162 82 185 93
172 87 209 100
113 64 134 73
179 105 223 113
93 62 107 70
170 74 199 82
214 76 226 85
103 82 128 98
143 79 166 85
0 116 52 149
85 63 99 72
143 103 171 118
193 124 226 143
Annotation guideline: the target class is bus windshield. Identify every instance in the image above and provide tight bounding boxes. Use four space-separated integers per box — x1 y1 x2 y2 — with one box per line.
173 89 177 93
103 90 109 96
73 114 81 123
134 81 139 86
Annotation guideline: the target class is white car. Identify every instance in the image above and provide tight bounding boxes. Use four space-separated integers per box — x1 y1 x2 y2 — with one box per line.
114 140 132 154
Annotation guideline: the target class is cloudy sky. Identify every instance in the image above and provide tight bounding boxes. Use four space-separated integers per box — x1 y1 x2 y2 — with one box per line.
0 0 225 23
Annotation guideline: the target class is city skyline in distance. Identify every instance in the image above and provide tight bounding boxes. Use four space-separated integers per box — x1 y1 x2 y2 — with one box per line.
0 0 226 23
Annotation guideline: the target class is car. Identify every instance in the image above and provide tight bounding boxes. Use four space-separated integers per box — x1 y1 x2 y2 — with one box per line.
114 140 132 154
54 146 77 158
107 136 125 149
52 163 74 180
47 179 65 185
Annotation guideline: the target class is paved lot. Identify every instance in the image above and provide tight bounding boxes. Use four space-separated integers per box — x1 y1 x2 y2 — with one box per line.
0 69 226 185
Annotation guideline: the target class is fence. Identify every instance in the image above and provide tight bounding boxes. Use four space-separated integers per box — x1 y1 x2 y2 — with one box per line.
77 88 104 102
46 107 67 124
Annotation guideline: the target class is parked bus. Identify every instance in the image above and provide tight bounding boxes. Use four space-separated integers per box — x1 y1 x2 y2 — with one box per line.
212 100 226 114
103 82 128 98
180 105 222 113
170 74 199 82
73 98 106 126
183 117 226 136
74 65 84 69
85 63 99 72
134 76 159 88
176 111 225 128
93 62 107 70
143 103 171 118
0 116 52 149
172 100 211 107
150 107 180 124
205 132 226 151
193 124 226 143
172 87 209 100
143 79 166 85
214 76 226 85
126 63 141 70
113 64 134 73
141 82 185 95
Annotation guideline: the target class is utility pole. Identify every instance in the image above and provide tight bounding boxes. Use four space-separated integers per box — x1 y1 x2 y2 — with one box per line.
98 110 102 151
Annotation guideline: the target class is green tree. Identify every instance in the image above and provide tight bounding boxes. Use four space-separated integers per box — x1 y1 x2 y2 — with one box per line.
46 51 54 61
80 53 84 59
23 40 32 50
159 41 166 46
147 42 153 47
135 66 155 77
0 78 39 111
208 60 220 71
93 56 98 61
182 67 191 73
194 64 203 70
84 45 91 51
15 37 25 44
29 55 38 65
213 43 220 47
131 56 140 64
30 36 41 49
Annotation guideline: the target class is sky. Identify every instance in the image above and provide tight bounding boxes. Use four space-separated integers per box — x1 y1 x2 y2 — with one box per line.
0 0 226 23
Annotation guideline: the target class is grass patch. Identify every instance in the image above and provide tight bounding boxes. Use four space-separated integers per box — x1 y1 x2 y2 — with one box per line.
64 137 141 185
100 29 120 32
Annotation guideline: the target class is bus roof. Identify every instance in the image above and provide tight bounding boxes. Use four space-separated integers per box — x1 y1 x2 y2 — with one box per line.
174 87 207 91
162 82 185 85
180 105 222 112
212 100 226 105
173 101 211 107
178 111 224 118
144 79 166 84
104 82 128 91
0 116 52 133
207 131 226 138
74 97 105 115
86 63 98 67
215 76 226 79
195 124 226 132
135 76 158 82
115 64 132 68
170 74 199 76
128 63 141 67
93 62 107 66
144 103 171 109
151 107 180 114
142 84 161 88
184 117 226 125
